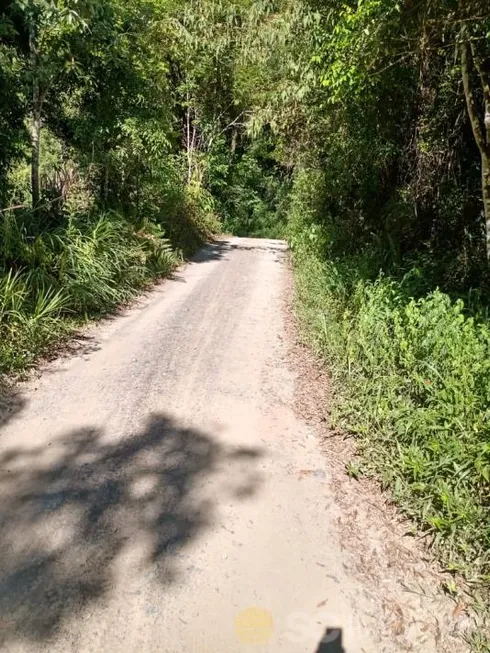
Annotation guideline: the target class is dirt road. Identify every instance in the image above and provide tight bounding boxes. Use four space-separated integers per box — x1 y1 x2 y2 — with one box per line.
0 239 468 652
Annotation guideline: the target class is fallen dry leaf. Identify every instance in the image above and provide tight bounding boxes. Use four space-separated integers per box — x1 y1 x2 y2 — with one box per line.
453 603 466 620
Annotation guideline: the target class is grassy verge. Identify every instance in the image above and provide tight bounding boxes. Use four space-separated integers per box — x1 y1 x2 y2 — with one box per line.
291 242 490 642
288 197 490 642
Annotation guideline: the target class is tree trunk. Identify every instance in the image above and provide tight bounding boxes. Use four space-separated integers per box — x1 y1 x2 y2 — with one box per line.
460 32 490 260
483 157 490 260
29 19 41 210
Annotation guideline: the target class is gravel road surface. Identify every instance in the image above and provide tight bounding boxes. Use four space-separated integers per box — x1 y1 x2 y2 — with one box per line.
0 238 468 653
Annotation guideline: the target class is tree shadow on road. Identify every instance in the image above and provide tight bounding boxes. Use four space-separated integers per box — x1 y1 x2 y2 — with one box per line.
191 240 232 263
0 413 263 647
0 389 25 429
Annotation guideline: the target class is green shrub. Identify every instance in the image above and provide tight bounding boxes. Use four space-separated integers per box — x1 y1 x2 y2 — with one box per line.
289 175 490 588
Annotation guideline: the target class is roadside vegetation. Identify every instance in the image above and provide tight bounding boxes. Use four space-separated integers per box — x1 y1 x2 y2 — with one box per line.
271 2 490 641
2 0 490 641
0 0 226 377
268 1 490 638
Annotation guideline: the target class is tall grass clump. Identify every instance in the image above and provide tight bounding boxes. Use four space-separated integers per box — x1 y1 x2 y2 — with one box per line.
288 171 490 589
0 210 176 376
159 184 221 257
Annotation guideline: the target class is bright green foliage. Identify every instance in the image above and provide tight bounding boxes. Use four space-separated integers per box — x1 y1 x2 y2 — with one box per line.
289 169 490 597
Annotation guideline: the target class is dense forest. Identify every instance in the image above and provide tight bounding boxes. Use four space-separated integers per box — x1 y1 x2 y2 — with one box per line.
1 0 490 639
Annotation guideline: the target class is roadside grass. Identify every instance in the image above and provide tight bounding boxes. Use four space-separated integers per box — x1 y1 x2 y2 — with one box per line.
288 206 490 647
0 211 178 379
